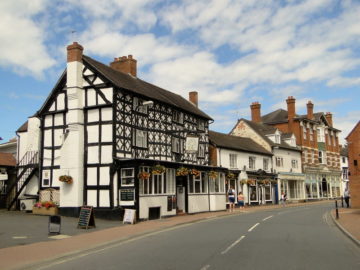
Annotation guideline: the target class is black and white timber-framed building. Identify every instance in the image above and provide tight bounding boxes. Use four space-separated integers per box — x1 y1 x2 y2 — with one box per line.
9 42 227 219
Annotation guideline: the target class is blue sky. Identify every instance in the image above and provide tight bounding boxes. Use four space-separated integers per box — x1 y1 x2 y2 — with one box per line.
0 0 359 144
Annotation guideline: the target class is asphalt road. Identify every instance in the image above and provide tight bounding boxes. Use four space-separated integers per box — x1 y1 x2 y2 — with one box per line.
0 210 121 249
30 203 360 270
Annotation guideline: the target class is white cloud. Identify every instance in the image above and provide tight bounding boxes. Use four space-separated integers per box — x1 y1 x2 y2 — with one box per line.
333 111 360 144
0 0 56 77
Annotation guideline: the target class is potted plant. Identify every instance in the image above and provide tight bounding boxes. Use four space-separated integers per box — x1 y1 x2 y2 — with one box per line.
263 179 271 185
189 169 200 178
32 201 58 216
152 165 165 175
226 172 236 180
240 179 247 185
208 170 218 179
247 179 256 185
59 175 73 184
138 171 151 180
176 167 189 176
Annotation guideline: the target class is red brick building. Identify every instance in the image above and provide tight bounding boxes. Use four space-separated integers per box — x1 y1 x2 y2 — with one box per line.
253 97 342 199
346 121 360 208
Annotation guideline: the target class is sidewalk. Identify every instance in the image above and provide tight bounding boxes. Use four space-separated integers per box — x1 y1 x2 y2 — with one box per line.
0 201 342 270
331 207 360 246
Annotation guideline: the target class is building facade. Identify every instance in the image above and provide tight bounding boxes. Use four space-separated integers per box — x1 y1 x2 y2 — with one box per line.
230 115 305 203
209 130 276 205
261 97 342 199
7 42 226 219
346 121 360 208
340 146 349 195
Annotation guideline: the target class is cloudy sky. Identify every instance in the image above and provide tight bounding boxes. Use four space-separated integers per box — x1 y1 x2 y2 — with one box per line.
0 0 359 144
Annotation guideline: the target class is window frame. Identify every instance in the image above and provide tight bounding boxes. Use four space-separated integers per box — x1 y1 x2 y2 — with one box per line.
172 111 184 124
121 168 135 187
132 128 148 148
249 156 256 169
229 154 237 169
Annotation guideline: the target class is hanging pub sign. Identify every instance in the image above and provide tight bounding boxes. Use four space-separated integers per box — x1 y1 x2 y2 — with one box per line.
185 135 199 153
77 206 96 229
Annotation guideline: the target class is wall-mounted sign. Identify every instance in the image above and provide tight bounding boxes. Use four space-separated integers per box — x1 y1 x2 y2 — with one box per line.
185 135 199 153
120 189 135 201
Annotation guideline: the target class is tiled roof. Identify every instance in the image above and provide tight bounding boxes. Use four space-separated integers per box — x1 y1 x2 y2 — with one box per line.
0 153 16 167
209 131 272 156
83 55 213 120
17 121 28 132
261 109 289 124
238 119 300 151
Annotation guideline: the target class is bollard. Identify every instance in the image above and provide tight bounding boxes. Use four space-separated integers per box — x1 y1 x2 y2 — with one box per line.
341 196 344 208
335 200 339 219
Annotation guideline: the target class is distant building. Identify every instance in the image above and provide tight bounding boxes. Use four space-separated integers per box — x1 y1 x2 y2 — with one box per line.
340 145 349 194
346 121 360 208
260 97 342 199
229 115 305 203
209 130 276 205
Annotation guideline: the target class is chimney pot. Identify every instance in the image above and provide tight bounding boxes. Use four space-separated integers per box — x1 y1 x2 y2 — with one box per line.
325 112 333 127
286 96 296 131
250 101 261 123
110 55 137 77
189 91 198 107
67 42 83 63
307 101 314 120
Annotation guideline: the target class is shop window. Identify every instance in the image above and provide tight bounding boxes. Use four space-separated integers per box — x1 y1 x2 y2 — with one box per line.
188 172 208 194
209 172 225 193
140 167 175 195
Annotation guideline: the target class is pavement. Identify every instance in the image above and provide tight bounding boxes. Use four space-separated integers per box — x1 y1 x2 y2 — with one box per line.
0 201 358 270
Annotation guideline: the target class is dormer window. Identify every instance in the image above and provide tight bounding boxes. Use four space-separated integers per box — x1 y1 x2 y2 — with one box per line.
275 134 280 144
172 111 183 124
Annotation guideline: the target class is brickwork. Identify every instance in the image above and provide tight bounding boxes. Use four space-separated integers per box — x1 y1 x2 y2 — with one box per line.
189 91 198 107
346 121 360 208
67 42 83 63
110 55 137 76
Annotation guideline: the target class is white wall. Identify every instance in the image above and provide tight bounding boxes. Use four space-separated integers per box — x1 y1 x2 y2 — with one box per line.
218 148 272 172
139 196 176 219
188 195 209 213
209 194 226 211
273 148 302 174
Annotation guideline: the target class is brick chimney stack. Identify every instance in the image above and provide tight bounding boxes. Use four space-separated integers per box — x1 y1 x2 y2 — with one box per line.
325 112 333 127
307 101 314 120
250 102 261 123
189 91 198 107
286 96 296 132
110 55 137 77
67 42 83 63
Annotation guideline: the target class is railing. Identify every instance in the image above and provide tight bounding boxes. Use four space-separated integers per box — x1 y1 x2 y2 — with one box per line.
6 151 39 210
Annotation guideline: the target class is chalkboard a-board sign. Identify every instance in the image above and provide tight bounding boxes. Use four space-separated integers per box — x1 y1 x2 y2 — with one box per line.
123 209 136 224
77 206 96 229
120 189 135 201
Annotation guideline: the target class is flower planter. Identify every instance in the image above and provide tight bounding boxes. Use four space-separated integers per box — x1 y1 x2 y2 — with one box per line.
32 207 58 216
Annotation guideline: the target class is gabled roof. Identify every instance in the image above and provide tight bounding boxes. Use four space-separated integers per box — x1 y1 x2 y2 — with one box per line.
346 121 360 140
83 55 213 121
0 153 16 167
209 131 272 156
233 119 301 152
261 109 289 124
16 121 28 133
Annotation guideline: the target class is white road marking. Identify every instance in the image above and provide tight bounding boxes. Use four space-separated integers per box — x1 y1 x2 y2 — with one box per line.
262 215 273 221
221 235 245 255
12 236 27 239
200 264 211 270
248 223 260 232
